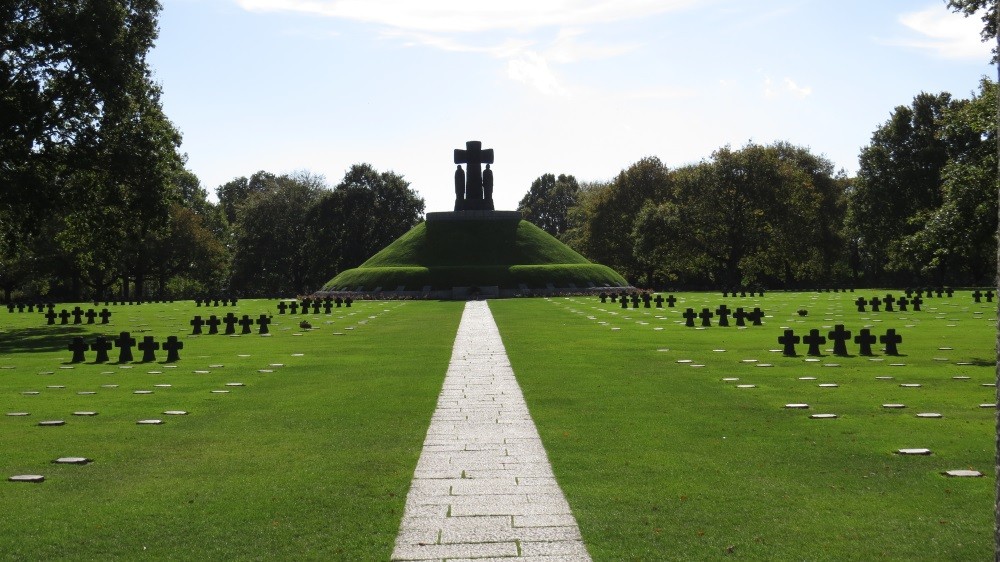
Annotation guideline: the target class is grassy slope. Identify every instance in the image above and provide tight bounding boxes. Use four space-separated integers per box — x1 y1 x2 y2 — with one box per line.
0 300 463 559
490 292 995 560
324 220 628 290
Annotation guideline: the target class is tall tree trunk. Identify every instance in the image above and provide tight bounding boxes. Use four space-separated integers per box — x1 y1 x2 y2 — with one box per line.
993 17 999 561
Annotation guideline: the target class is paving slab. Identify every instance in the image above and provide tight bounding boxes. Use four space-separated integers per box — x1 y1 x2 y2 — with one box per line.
392 301 590 561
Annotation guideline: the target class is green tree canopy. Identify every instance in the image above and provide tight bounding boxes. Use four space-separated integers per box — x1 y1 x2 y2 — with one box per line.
517 173 580 237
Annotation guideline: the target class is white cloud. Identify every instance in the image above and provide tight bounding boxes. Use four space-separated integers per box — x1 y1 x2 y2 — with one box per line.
893 5 992 60
507 52 568 96
235 0 697 33
762 76 812 99
783 78 811 98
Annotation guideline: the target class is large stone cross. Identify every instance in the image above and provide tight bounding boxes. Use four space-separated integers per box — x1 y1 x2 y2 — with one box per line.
454 140 494 211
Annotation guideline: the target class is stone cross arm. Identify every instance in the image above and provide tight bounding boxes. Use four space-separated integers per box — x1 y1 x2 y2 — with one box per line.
454 146 494 166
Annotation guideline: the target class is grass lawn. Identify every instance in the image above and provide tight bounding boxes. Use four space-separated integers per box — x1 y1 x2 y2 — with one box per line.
0 299 464 559
491 291 995 561
1 292 995 560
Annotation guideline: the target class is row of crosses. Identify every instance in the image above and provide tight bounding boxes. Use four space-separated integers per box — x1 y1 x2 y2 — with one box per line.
45 307 112 325
454 140 495 211
779 326 902 356
683 306 763 327
277 297 351 314
191 314 271 335
67 333 183 363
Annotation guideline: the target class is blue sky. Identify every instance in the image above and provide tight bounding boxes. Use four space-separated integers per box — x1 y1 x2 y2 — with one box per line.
149 0 995 213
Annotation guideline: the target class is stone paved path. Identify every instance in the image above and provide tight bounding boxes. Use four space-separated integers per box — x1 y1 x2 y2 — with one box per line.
391 301 591 561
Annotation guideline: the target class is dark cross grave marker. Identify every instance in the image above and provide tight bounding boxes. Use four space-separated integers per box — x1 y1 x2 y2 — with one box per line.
206 315 221 335
923 287 934 299
230 298 238 306
195 298 202 307
162 336 183 362
115 332 136 363
221 298 228 306
45 309 57 325
5 303 13 312
716 304 731 327
323 300 333 314
854 329 877 356
68 337 88 363
58 309 71 325
599 293 608 303
880 329 902 356
630 294 640 309
289 302 299 314
190 316 204 335
935 288 944 298
609 293 617 303
911 296 922 311
802 329 826 356
213 298 220 307
277 301 288 314
905 288 914 297
222 313 238 335
454 140 495 211
682 308 697 327
653 295 664 308
868 297 881 312
620 297 628 310
883 295 895 312
945 287 954 297
698 308 714 327
312 301 322 314
335 297 343 308
91 336 112 363
723 290 729 297
301 298 312 312
828 325 852 356
855 297 867 313
642 293 652 308
84 309 97 324
666 295 677 307
897 296 909 312
987 290 995 302
137 336 159 362
257 314 271 335
749 308 763 326
345 297 353 307
973 290 982 303
26 303 34 313
238 315 254 335
778 329 800 356
16 303 25 312
99 308 111 324
733 307 748 327
740 290 747 297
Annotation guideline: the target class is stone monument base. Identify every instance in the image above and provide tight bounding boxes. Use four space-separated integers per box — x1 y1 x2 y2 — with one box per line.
426 210 522 223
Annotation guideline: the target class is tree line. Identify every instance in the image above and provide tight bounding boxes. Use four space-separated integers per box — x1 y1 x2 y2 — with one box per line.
2 2 996 301
519 79 997 289
0 1 423 302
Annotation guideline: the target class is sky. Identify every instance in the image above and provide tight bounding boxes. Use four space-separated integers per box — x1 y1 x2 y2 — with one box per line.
149 0 996 214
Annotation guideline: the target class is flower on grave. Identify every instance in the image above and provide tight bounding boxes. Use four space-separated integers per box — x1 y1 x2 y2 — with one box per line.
797 309 808 316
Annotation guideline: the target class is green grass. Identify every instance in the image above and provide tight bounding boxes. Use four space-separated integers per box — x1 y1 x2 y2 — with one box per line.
324 219 628 290
490 291 995 560
0 299 464 560
0 292 995 560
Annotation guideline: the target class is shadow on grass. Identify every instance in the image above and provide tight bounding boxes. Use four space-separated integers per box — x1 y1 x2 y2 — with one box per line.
0 326 92 355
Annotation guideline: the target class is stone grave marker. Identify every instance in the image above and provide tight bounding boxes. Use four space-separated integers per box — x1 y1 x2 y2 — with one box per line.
58 309 71 324
827 325 851 356
91 336 112 363
206 315 221 335
238 315 254 334
45 309 57 325
162 336 183 362
778 329 799 356
733 307 748 327
802 329 826 356
68 337 88 363
682 308 697 327
222 313 238 335
8 475 44 483
190 315 204 335
99 309 111 324
868 297 881 312
911 296 922 311
897 296 909 311
883 294 895 312
973 290 982 303
84 309 97 324
749 307 763 326
289 302 299 314
854 328 877 356
137 336 159 362
716 304 731 327
276 301 288 314
653 295 663 308
698 308 713 327
257 314 271 335
880 329 902 355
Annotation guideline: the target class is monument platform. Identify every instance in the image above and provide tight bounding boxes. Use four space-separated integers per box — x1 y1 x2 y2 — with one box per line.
426 210 521 223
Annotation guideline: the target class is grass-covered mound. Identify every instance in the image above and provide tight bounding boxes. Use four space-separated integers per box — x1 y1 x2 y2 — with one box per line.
323 217 628 291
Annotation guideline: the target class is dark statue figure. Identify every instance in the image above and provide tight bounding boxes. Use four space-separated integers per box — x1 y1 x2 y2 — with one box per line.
454 140 495 211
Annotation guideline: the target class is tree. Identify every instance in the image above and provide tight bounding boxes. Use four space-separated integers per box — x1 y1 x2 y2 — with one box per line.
563 157 670 283
216 171 279 224
517 173 580 237
897 79 998 284
947 0 999 62
845 92 967 283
